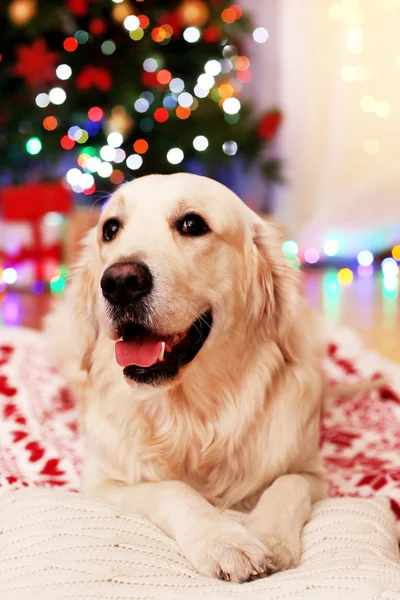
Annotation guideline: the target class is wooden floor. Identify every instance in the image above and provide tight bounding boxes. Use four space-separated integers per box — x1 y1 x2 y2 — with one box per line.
0 269 398 363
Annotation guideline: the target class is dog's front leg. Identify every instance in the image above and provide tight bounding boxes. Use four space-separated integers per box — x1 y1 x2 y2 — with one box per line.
244 473 327 572
84 476 274 582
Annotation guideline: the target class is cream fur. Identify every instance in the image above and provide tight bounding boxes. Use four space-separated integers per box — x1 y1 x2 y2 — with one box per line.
45 173 326 583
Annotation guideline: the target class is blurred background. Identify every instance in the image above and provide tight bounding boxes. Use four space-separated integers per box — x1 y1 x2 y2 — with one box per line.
0 0 399 359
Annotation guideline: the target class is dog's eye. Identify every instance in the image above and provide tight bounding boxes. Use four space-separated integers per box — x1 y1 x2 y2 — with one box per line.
103 219 120 242
178 214 210 237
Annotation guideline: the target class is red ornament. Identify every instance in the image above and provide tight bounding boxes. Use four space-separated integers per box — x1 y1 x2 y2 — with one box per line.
141 71 159 88
157 11 182 37
67 0 89 16
13 38 58 88
76 66 112 92
203 26 221 43
258 110 283 140
89 18 106 36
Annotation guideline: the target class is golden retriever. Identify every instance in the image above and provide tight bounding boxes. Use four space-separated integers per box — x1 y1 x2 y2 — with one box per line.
45 173 326 583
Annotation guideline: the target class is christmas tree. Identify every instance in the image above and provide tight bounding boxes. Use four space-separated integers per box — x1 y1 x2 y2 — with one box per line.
0 0 282 198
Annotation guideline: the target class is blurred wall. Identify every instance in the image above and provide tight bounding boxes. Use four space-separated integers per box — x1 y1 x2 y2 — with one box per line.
273 0 400 255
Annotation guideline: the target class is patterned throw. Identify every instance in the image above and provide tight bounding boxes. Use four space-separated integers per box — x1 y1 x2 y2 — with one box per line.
0 325 399 519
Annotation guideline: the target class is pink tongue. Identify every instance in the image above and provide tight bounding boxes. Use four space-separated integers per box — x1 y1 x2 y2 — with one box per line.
115 338 164 368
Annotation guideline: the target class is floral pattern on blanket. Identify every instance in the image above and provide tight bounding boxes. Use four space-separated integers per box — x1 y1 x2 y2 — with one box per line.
0 326 399 518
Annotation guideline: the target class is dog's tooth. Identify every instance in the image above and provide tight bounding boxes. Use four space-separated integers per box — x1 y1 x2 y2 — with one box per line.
158 341 165 362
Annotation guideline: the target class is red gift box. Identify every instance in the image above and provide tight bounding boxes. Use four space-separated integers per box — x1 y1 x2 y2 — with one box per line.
0 182 72 283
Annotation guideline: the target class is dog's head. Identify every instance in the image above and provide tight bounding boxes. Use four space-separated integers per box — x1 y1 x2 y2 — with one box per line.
71 173 299 388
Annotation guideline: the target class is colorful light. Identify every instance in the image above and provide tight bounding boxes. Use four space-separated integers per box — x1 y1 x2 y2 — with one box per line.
50 276 65 294
110 169 124 184
222 97 241 114
324 239 340 257
204 60 221 76
154 108 169 122
3 268 17 285
222 140 238 155
35 93 50 108
88 106 103 122
98 162 113 178
358 265 374 278
86 157 101 173
101 40 116 55
169 78 184 93
198 73 215 89
75 30 89 44
337 268 353 285
66 168 82 185
193 135 208 151
114 148 126 163
183 27 200 43
221 7 237 23
357 250 374 266
130 28 144 41
60 136 75 150
99 146 116 161
178 92 193 108
382 258 398 277
253 27 269 43
134 98 150 113
219 84 234 99
304 248 320 264
166 148 184 164
176 106 191 119
107 132 123 148
143 58 158 72
392 245 400 261
64 37 78 52
49 87 66 105
43 116 58 131
81 173 95 190
126 153 143 170
56 64 72 80
123 15 140 31
194 84 208 98
26 137 42 155
157 69 172 84
133 139 148 154
282 240 298 257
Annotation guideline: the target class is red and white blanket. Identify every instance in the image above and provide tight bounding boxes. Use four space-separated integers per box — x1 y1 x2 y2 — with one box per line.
1 326 399 517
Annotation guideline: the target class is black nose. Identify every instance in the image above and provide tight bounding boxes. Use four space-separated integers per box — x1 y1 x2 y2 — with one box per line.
100 262 153 305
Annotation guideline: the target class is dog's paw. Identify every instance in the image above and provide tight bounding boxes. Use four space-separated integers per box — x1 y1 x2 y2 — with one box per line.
180 516 274 583
262 536 301 571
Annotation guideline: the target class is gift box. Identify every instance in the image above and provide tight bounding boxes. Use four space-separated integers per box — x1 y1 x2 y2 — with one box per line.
0 182 72 288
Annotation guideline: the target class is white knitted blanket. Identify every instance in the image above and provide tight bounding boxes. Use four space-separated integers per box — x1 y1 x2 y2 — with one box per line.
1 489 399 600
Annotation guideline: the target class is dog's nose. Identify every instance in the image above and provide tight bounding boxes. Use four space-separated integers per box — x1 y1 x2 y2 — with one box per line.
100 262 153 305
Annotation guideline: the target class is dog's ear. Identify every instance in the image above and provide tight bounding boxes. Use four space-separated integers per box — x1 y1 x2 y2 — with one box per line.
249 217 300 361
68 227 100 372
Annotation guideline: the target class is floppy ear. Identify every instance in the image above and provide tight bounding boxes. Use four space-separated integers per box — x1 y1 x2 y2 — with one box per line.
68 227 100 372
249 217 301 361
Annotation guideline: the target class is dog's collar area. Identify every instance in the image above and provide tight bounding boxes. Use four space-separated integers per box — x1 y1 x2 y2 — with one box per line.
114 311 213 386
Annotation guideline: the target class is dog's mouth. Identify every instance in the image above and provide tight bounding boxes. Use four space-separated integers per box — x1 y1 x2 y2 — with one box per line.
114 311 213 385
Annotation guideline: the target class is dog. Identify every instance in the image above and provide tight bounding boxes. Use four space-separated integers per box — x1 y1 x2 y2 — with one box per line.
45 173 327 583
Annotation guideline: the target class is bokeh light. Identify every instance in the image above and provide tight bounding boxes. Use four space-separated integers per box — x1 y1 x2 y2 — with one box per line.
253 27 269 43
166 148 184 164
56 64 72 80
337 268 353 285
3 268 18 284
35 93 50 108
391 245 400 261
49 87 66 105
133 139 148 154
88 106 103 122
222 140 238 155
357 250 374 266
107 132 123 148
304 248 320 264
126 153 143 170
324 239 340 256
26 137 42 155
193 135 209 151
183 27 201 43
382 257 399 277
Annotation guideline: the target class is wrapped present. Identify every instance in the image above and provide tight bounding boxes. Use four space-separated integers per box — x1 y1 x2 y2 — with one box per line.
0 182 72 287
